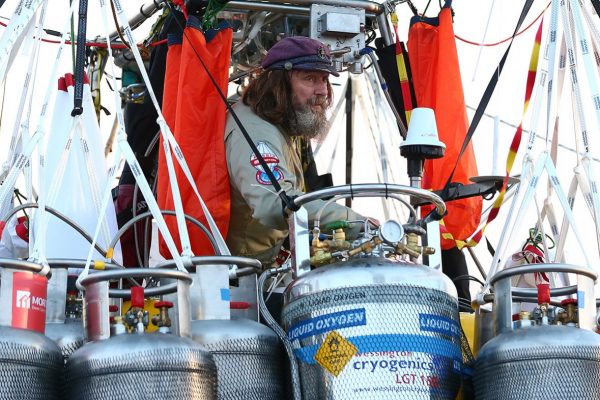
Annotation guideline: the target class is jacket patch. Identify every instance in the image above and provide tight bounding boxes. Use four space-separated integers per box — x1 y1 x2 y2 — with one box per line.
251 142 284 185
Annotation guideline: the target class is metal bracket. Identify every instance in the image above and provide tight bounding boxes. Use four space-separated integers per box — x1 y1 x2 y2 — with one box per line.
412 175 520 207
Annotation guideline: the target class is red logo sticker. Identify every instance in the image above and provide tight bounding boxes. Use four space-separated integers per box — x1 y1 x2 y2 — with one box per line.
12 271 48 333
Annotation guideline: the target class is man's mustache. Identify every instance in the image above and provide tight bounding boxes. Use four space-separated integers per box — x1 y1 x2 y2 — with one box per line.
306 96 328 107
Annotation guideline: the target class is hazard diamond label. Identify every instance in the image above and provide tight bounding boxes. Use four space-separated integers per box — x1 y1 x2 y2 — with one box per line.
314 331 358 377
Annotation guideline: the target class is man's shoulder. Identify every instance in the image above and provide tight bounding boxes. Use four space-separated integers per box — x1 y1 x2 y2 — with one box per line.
225 102 283 143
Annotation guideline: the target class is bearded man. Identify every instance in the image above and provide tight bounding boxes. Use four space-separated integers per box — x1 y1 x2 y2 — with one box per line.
224 36 365 264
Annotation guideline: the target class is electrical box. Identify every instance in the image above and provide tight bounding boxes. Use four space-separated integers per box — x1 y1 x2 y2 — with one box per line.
310 4 366 74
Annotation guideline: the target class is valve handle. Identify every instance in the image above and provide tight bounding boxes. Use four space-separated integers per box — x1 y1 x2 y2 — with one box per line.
561 298 577 306
154 301 174 309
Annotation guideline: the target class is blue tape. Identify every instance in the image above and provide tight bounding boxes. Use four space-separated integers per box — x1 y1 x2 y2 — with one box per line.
293 333 462 366
220 288 231 301
288 308 367 341
419 313 461 338
577 290 585 309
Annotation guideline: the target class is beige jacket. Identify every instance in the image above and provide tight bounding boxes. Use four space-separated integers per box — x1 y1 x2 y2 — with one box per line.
224 102 363 263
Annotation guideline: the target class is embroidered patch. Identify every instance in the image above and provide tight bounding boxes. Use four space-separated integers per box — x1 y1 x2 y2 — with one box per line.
250 142 284 185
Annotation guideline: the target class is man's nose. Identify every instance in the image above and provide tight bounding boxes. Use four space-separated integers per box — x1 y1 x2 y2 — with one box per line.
314 80 328 96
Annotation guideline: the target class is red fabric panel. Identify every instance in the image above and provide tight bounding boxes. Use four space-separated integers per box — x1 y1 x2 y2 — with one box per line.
408 7 482 249
157 41 182 216
160 26 232 256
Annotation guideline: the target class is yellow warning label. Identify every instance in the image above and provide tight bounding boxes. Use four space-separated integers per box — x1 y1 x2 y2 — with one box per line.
314 331 358 377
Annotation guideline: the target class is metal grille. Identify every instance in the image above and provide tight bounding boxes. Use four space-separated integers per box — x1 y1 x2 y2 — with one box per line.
0 330 63 400
45 321 86 362
282 284 461 399
64 370 217 400
58 338 85 361
475 356 600 399
65 344 218 400
203 336 285 400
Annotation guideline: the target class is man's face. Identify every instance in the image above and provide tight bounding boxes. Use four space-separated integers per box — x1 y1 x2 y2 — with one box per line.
289 70 331 140
290 70 330 110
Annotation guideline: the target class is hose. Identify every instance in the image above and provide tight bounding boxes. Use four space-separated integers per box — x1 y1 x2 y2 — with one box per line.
3 203 110 259
258 267 302 400
107 210 219 256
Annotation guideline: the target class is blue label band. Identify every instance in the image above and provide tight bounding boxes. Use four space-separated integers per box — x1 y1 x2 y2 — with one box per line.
293 333 462 367
419 313 461 338
288 308 367 341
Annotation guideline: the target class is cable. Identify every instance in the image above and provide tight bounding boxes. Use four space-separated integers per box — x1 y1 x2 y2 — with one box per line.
466 246 487 280
108 210 219 257
455 2 550 47
452 274 485 286
258 267 302 400
3 203 111 259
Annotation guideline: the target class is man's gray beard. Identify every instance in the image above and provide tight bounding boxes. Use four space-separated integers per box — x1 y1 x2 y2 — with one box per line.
290 107 331 141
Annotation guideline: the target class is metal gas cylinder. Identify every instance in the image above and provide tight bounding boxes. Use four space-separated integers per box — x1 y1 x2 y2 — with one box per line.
474 263 600 399
45 317 84 361
64 268 218 400
0 259 63 400
283 257 462 399
44 260 125 361
193 319 285 400
159 256 285 400
44 261 87 361
281 184 461 399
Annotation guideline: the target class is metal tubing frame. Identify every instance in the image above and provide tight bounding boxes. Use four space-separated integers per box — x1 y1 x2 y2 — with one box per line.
490 263 597 332
291 183 446 219
108 0 382 41
0 258 49 275
80 268 194 338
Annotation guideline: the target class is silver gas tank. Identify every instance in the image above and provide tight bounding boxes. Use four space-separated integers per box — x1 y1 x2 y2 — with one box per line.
64 332 218 399
192 319 285 400
45 318 85 362
474 324 600 399
282 257 461 399
0 326 63 400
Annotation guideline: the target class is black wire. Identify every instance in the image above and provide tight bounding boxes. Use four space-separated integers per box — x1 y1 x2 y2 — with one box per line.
162 2 299 212
422 0 433 18
406 0 419 16
452 274 485 286
4 203 112 261
12 189 29 227
458 297 474 312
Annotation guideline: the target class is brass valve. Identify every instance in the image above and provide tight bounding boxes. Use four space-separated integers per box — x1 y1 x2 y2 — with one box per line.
347 237 383 257
395 233 436 258
310 249 333 267
152 301 173 330
557 299 578 325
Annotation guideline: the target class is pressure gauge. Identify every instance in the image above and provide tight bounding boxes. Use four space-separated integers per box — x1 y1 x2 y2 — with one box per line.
379 220 404 245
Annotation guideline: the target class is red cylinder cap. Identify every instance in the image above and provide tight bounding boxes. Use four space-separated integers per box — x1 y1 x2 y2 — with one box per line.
230 301 250 310
131 286 145 308
537 283 551 305
561 298 577 306
154 301 173 309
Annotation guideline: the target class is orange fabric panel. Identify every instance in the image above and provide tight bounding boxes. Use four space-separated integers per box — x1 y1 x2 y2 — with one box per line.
159 23 232 257
408 7 482 249
157 38 182 218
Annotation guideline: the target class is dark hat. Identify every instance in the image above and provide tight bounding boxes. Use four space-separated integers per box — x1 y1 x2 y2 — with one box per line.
261 36 339 77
